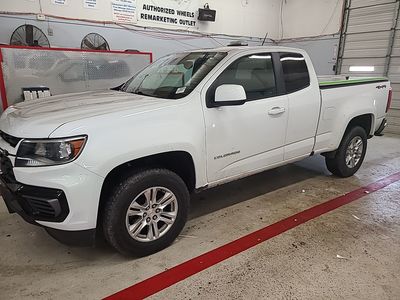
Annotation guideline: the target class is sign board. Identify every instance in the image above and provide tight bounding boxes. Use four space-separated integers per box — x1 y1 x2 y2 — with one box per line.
112 0 136 24
83 0 97 9
137 0 199 28
52 0 67 5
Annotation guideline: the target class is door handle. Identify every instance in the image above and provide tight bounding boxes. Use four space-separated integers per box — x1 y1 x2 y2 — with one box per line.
268 107 286 115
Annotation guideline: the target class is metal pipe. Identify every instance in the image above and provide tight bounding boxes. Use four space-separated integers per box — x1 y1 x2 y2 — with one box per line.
336 0 351 74
384 2 400 76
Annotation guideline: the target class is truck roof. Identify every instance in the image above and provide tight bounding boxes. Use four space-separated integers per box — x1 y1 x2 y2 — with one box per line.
188 45 305 54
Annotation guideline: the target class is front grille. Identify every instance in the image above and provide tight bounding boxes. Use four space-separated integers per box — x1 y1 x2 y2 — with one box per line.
0 131 21 147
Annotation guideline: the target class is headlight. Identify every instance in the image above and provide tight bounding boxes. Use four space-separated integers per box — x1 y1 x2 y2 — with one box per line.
15 136 87 167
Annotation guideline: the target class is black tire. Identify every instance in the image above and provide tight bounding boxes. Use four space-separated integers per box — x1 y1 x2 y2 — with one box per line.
325 126 367 178
103 168 189 257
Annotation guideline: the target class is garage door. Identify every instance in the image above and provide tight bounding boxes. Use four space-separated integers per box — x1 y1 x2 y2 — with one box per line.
336 0 400 134
388 22 400 134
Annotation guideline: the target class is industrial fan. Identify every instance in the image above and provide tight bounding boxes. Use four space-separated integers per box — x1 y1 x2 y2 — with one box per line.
81 33 110 51
10 24 50 47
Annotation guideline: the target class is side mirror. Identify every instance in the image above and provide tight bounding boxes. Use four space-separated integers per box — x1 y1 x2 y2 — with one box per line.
214 84 246 106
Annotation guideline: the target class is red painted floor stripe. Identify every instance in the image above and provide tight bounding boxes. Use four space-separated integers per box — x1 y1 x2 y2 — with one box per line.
105 171 400 300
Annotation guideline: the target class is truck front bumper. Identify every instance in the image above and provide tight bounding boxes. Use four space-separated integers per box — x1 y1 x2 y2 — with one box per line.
0 175 68 224
0 152 103 246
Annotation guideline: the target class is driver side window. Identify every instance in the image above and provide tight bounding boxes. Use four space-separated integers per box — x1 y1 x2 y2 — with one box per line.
212 53 277 101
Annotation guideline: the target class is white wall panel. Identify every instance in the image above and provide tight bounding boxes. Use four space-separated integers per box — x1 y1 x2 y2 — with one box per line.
280 0 344 39
276 36 339 75
0 0 346 40
0 0 281 39
0 0 40 13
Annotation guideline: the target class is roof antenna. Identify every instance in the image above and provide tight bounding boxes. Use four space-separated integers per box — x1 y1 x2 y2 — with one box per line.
261 32 268 46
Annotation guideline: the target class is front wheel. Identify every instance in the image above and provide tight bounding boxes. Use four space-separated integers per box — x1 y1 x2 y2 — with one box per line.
325 126 367 178
103 168 189 256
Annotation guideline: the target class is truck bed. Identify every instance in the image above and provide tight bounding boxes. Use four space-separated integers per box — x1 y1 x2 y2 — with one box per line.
314 76 390 154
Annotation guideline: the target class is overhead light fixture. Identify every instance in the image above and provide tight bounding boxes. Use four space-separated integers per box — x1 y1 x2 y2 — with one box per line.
349 66 375 72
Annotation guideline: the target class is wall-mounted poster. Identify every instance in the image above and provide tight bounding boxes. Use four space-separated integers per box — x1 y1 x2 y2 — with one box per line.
112 0 136 24
84 0 97 9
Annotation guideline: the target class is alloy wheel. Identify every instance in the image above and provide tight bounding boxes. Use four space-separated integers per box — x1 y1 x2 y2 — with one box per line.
345 136 363 168
125 187 178 242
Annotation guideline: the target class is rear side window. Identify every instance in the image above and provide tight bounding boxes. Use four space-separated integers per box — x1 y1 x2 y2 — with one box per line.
280 52 310 93
214 53 277 101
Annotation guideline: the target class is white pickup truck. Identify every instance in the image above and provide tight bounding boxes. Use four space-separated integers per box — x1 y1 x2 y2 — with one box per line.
0 46 392 256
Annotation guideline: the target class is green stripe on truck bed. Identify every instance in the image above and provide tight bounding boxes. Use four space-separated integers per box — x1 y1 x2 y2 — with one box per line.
319 77 388 88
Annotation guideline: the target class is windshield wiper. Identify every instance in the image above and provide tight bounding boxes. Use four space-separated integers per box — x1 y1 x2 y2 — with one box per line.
133 90 154 97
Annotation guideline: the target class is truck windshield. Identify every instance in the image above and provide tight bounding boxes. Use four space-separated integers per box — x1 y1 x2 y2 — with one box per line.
121 51 227 99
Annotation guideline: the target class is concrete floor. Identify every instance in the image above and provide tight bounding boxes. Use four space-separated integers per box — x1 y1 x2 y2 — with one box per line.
1 134 400 299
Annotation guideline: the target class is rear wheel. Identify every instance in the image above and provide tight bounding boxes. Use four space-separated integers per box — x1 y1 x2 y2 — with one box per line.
103 168 189 256
325 126 367 177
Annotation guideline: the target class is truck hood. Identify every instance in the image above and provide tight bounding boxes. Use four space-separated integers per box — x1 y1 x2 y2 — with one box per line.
0 90 175 138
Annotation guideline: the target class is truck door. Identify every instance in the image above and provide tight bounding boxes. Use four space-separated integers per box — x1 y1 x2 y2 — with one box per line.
278 52 321 160
202 52 288 183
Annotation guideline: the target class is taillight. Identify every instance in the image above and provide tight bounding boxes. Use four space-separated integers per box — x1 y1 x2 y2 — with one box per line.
386 88 393 113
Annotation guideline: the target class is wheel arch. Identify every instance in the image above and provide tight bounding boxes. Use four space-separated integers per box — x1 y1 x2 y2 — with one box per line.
97 151 196 227
345 113 374 138
323 113 374 158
